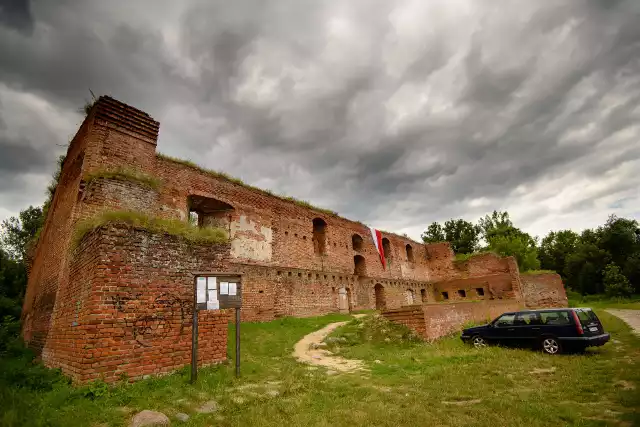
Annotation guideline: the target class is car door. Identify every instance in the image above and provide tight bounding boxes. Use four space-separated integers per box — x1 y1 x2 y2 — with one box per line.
539 310 573 339
513 312 542 346
488 313 516 345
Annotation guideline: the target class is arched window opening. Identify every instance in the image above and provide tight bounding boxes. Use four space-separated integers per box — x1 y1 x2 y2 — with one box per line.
420 289 427 302
354 255 366 276
312 218 327 255
352 234 364 251
382 238 392 264
405 289 416 305
374 284 386 310
188 195 234 229
406 244 414 263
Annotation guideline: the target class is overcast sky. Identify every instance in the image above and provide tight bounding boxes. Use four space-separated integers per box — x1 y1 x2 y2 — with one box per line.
0 0 639 241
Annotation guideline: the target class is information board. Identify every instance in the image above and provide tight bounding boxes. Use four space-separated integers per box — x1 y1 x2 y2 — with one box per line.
194 273 242 310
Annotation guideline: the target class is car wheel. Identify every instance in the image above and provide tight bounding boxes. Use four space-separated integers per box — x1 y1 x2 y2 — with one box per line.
541 337 562 355
471 335 488 349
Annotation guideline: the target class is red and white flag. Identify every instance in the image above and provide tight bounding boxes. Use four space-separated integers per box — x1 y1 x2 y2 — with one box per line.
369 226 386 270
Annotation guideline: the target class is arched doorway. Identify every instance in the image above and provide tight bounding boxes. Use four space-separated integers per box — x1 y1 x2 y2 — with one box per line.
374 283 385 310
405 289 415 305
338 287 350 313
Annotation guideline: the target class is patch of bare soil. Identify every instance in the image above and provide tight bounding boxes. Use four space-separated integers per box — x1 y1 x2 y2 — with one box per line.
293 321 366 373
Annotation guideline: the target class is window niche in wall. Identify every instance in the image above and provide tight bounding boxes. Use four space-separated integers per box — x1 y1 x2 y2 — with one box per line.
406 244 414 263
312 218 327 255
352 234 364 251
458 289 466 298
382 238 392 265
187 195 234 232
441 291 449 300
354 255 366 276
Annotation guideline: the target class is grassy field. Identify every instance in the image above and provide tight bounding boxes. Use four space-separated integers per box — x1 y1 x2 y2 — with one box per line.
1 306 639 427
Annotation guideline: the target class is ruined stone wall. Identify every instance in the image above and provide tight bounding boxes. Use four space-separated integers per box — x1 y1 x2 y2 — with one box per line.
380 306 426 338
43 225 231 383
520 273 568 308
21 115 90 353
383 300 522 341
421 300 522 340
22 97 161 355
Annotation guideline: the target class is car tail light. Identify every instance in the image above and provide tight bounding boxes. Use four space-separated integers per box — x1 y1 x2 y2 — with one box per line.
571 311 584 335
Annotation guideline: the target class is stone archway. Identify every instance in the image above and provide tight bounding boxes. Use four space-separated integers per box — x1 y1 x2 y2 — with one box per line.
374 283 386 310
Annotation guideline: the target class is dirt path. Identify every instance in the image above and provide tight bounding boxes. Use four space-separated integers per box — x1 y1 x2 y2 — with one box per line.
293 317 366 373
606 309 640 335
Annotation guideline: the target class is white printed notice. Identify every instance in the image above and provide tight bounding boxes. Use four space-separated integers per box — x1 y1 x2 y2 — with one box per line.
206 300 220 310
207 276 217 290
220 282 229 295
229 282 237 296
196 277 207 303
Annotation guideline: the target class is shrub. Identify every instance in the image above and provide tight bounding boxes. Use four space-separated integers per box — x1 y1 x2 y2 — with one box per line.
604 264 633 297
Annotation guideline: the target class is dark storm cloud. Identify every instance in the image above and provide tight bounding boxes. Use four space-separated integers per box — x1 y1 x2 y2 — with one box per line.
0 0 33 34
0 0 639 238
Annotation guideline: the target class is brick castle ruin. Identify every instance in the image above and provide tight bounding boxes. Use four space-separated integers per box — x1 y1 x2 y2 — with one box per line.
22 96 568 383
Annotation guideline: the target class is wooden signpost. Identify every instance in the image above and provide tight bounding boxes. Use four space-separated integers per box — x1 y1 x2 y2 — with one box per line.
191 272 242 384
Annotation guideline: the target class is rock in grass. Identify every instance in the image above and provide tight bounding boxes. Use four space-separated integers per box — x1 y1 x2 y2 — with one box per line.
175 413 189 422
196 400 219 413
130 410 170 427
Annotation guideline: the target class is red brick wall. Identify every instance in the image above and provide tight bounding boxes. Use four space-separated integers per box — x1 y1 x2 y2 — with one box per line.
383 300 522 341
521 273 568 308
380 306 426 337
42 225 231 383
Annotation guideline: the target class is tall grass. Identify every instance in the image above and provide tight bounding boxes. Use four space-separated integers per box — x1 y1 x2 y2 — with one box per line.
71 210 228 249
84 167 162 190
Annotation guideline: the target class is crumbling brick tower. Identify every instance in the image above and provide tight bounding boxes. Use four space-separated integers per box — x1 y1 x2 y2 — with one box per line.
22 96 567 383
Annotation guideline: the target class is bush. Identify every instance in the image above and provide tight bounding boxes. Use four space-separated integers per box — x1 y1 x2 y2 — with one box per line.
604 264 633 298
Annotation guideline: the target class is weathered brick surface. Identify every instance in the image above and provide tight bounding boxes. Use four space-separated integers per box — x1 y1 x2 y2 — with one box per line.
44 225 231 383
521 273 568 308
23 96 568 382
383 300 522 341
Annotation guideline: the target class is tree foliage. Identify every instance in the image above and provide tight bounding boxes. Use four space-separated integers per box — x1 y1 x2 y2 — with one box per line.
0 206 44 261
422 219 480 254
603 264 633 297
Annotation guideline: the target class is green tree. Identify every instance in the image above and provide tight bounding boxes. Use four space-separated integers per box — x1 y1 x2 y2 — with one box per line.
478 210 513 241
599 216 640 268
486 232 541 271
539 229 579 278
603 263 633 297
443 219 480 254
563 232 609 294
422 219 480 254
0 206 44 261
0 248 27 318
422 222 445 244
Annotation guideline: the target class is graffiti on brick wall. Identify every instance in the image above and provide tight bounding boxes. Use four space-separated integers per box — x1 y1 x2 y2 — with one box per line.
107 291 192 347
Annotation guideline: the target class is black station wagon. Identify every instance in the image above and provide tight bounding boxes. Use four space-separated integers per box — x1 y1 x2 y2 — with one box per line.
461 308 610 354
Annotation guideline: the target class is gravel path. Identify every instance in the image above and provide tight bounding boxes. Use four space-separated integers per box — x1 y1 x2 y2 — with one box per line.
292 317 366 373
606 309 640 335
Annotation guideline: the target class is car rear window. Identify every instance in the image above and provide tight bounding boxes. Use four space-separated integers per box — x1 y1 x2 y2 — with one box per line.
576 309 598 322
540 311 571 325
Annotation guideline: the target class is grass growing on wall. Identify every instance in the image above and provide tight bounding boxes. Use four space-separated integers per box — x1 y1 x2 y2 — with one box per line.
156 153 338 216
520 269 556 275
71 210 228 249
85 167 162 190
453 251 498 262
